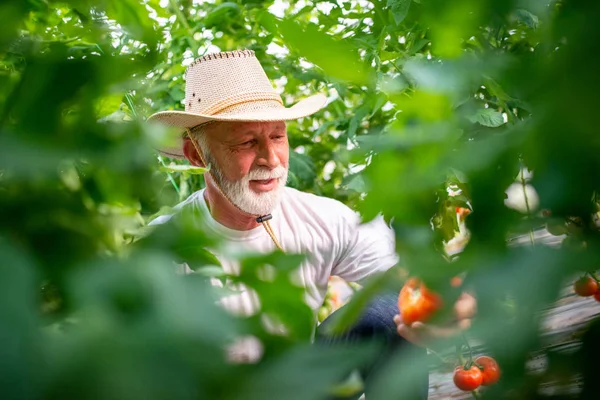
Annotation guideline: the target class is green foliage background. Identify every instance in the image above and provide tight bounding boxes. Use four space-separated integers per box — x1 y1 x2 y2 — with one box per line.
2 0 600 398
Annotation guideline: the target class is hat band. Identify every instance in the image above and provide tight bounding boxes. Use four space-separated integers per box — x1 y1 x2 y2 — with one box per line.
200 91 283 116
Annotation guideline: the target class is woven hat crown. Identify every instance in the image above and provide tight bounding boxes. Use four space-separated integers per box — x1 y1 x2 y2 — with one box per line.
183 50 283 117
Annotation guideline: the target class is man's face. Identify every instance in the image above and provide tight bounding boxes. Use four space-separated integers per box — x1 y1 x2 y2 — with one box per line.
198 121 289 216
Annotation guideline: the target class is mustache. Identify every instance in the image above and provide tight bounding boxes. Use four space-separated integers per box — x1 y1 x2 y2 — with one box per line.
247 166 287 180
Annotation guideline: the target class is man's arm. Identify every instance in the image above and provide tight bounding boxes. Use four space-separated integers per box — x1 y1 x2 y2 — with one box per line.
329 206 478 347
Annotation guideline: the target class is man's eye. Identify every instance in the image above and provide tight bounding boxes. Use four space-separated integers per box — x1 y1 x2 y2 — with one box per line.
240 140 254 147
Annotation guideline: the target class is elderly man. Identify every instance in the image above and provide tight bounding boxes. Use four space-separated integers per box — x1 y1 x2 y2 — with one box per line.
148 50 474 399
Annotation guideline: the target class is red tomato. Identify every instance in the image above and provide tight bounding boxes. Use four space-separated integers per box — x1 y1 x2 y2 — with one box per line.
574 276 598 297
476 356 501 386
453 365 483 391
398 278 443 326
594 290 600 303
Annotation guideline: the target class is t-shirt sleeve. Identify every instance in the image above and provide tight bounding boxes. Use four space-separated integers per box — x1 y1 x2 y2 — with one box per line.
331 210 399 284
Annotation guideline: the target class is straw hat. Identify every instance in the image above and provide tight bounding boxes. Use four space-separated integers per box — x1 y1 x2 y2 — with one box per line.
148 49 327 158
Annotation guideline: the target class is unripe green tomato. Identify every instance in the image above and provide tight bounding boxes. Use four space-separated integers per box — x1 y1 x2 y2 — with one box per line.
318 307 330 323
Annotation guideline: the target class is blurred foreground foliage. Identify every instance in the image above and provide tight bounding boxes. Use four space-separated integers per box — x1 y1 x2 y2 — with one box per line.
2 0 600 399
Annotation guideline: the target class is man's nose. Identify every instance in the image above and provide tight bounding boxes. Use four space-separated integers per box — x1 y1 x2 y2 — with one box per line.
256 141 281 169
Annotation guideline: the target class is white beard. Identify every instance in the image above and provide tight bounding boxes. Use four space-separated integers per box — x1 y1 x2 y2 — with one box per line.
207 156 288 216
218 165 288 216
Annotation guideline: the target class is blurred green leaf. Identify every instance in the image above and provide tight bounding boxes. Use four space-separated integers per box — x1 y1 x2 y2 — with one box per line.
275 18 370 85
468 108 505 127
514 9 539 30
204 2 241 28
159 164 207 174
288 151 316 189
388 0 412 25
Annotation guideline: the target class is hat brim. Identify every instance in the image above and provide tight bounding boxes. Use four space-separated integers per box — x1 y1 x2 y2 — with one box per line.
148 93 328 159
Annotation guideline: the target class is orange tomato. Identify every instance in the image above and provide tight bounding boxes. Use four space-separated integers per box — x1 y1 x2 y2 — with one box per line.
398 278 443 326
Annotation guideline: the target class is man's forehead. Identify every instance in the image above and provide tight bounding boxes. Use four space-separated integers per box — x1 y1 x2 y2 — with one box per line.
208 121 287 138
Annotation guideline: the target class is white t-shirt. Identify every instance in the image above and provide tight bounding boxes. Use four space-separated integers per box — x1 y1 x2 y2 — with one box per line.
150 187 398 316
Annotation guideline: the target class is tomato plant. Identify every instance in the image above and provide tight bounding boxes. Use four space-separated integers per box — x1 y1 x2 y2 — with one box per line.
3 0 600 399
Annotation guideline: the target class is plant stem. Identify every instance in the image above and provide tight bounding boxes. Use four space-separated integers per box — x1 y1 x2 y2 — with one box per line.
428 348 451 367
519 165 535 247
168 0 199 55
158 155 180 194
456 344 465 367
471 389 482 399
125 93 137 118
462 333 474 364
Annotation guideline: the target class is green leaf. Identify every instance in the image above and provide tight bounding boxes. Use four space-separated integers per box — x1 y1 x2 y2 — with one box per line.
342 173 366 193
159 165 208 174
320 271 392 336
327 370 364 397
288 151 316 188
105 0 159 45
168 86 185 102
380 51 402 61
204 2 241 27
175 245 222 271
370 92 389 117
468 108 505 127
409 38 430 54
274 18 371 85
238 343 378 400
94 93 124 119
347 105 370 138
387 0 412 25
194 265 226 277
514 9 539 29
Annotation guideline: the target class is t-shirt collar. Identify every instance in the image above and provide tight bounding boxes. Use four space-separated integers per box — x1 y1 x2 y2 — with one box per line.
194 188 281 241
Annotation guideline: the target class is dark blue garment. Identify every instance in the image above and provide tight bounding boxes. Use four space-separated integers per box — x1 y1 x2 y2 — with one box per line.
316 292 429 400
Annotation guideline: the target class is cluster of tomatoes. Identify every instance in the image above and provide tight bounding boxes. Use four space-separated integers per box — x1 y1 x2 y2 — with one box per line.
454 356 501 392
573 274 600 301
397 278 501 393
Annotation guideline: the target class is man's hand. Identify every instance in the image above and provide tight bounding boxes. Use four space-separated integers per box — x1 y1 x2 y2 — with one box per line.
394 292 477 347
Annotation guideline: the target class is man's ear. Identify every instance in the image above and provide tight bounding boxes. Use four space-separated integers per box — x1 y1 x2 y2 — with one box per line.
182 137 205 167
